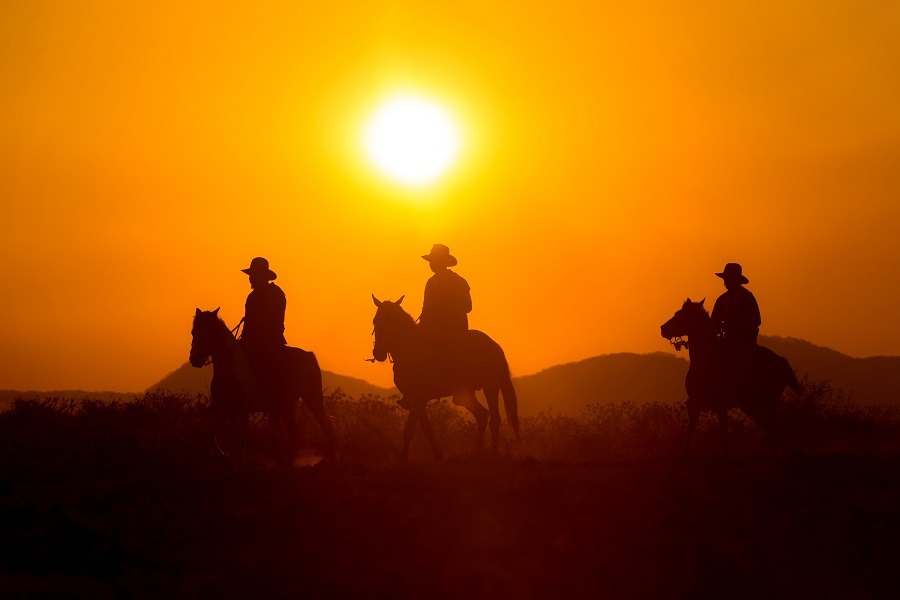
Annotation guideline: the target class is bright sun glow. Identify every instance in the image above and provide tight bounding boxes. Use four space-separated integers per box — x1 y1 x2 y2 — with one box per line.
364 94 461 187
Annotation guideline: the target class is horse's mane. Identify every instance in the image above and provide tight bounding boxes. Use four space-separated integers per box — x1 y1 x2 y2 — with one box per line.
380 301 416 327
685 300 710 319
194 311 232 335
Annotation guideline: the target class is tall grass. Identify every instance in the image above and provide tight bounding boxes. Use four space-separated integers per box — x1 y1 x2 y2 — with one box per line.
1 378 897 475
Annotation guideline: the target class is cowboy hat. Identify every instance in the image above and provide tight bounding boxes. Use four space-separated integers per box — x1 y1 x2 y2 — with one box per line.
241 257 277 281
421 244 457 268
716 262 749 284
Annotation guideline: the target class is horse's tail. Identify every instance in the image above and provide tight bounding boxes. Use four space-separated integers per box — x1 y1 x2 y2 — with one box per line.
294 349 339 460
782 357 803 394
499 359 520 441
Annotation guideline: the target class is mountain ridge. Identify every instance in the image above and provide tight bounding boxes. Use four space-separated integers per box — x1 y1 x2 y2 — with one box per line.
2 335 897 413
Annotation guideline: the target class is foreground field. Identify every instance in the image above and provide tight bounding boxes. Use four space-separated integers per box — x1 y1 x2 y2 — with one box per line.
1 390 899 597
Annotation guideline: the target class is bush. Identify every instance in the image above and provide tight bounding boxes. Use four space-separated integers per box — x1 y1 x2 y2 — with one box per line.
0 379 897 477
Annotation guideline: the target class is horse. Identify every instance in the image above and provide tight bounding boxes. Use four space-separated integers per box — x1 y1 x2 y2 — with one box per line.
371 295 520 462
660 298 801 453
189 308 339 465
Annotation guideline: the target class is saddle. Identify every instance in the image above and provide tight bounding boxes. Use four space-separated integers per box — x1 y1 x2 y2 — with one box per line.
714 344 780 395
392 330 475 405
235 343 310 406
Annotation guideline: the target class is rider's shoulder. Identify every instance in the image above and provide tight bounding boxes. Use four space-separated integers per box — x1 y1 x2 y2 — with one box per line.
428 269 465 283
253 282 286 299
447 269 469 286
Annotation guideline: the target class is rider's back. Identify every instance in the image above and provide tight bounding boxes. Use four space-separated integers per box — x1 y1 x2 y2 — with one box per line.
711 285 760 346
421 269 471 333
242 282 287 348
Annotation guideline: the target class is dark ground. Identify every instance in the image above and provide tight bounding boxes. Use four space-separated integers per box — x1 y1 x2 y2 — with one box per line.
1 393 899 598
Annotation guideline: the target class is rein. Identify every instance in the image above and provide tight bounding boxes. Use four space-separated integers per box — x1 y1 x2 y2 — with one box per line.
231 318 244 339
364 354 393 364
200 318 243 367
669 336 690 351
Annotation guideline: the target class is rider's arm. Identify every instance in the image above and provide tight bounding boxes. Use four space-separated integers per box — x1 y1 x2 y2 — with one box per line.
461 284 472 314
421 276 436 320
749 293 761 327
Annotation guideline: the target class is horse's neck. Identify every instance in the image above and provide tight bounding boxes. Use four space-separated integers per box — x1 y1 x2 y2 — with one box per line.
211 326 237 366
388 323 418 363
687 320 715 364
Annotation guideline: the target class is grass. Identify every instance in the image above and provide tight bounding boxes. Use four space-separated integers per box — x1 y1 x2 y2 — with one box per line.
0 380 898 596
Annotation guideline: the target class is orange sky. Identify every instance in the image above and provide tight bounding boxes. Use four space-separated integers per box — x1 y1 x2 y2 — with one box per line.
2 1 900 391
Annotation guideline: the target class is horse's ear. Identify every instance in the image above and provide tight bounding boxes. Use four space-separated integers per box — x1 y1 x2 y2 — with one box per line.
396 295 405 305
686 297 692 304
372 294 382 308
213 307 220 316
698 298 705 307
195 308 202 316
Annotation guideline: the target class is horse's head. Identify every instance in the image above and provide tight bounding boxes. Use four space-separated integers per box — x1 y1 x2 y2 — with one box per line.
660 298 709 347
371 294 414 362
190 307 226 367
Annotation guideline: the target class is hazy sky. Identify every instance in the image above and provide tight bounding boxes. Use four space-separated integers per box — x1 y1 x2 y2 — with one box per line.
2 1 900 391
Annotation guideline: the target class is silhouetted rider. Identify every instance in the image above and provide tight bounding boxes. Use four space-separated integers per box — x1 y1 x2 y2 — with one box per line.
240 257 287 388
419 244 472 338
712 263 760 384
711 263 760 346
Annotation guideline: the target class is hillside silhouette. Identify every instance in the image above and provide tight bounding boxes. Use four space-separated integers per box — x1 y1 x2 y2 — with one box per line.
148 361 397 399
760 336 900 407
515 352 688 416
513 336 900 415
3 336 897 415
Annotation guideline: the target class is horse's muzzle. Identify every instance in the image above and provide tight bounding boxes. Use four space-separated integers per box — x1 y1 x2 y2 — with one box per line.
373 347 388 363
660 318 677 340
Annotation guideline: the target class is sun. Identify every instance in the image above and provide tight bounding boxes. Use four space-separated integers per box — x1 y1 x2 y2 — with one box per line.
363 94 461 187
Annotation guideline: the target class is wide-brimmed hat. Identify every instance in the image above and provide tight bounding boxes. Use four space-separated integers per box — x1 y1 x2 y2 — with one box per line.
716 263 749 284
241 257 277 281
421 244 457 268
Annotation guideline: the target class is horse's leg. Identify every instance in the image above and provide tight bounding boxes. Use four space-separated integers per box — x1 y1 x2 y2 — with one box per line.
279 399 300 468
452 388 488 451
401 408 419 464
303 383 340 461
417 405 444 461
762 393 779 456
685 400 699 452
717 409 729 454
209 406 228 458
484 384 502 454
237 409 249 466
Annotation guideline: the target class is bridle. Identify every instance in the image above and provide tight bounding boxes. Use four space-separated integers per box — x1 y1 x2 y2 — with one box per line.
194 317 243 367
367 326 394 364
668 336 690 351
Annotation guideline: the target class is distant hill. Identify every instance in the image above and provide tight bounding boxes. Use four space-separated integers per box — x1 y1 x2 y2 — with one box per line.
3 336 897 415
514 352 688 416
759 335 900 407
511 336 900 415
147 362 397 399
